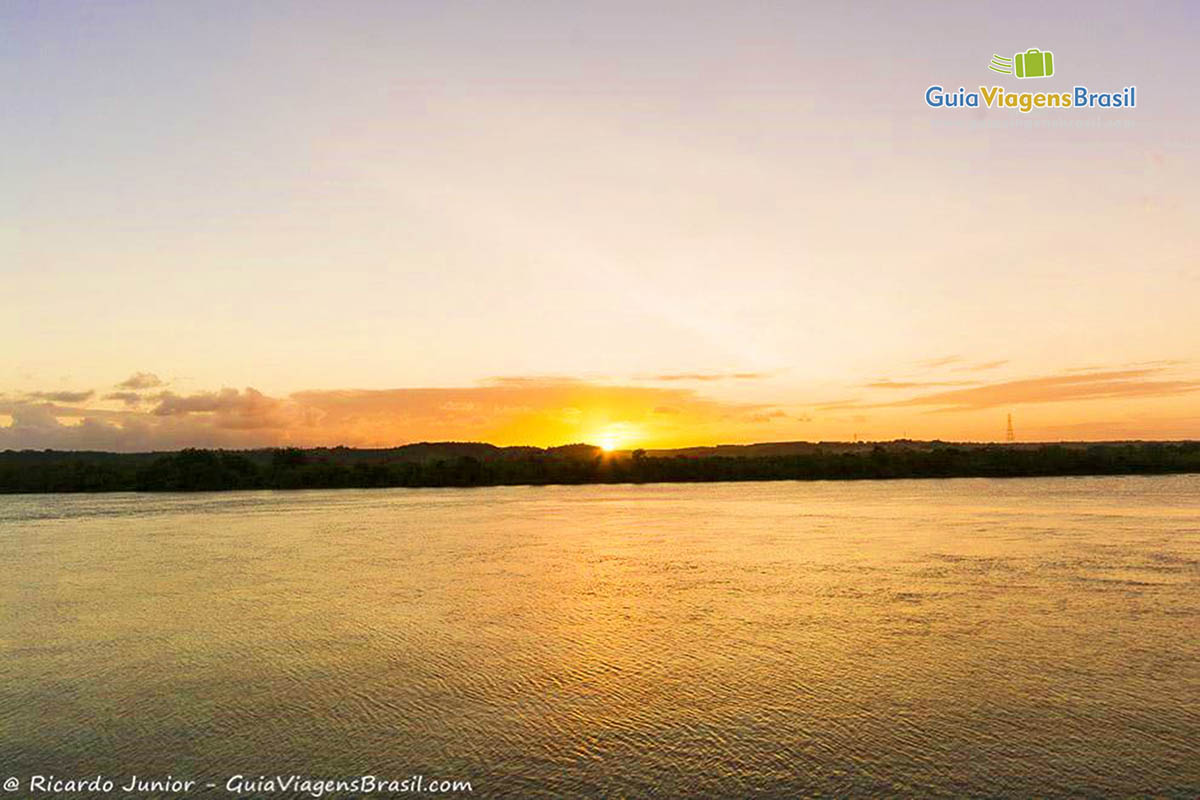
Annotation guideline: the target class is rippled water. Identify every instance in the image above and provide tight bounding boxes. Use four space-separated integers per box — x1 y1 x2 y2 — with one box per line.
2 476 1198 798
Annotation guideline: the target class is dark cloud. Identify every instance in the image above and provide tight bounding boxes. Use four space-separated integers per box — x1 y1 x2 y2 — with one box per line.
25 390 94 403
116 372 165 390
151 388 296 430
104 391 145 407
0 401 284 451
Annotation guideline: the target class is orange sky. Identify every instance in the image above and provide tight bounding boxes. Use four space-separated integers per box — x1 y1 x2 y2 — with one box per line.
2 364 1198 451
2 3 1198 450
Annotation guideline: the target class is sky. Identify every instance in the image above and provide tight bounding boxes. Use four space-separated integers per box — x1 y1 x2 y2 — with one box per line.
2 1 1198 450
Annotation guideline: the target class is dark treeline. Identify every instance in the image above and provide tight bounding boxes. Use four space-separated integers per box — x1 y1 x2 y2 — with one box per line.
2 441 1200 493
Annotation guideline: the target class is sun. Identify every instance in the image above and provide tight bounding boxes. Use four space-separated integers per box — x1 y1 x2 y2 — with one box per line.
594 423 637 453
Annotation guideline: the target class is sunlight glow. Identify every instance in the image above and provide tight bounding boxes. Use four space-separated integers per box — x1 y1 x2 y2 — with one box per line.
595 423 638 452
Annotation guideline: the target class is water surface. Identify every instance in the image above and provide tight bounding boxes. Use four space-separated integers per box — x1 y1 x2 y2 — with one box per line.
2 476 1198 797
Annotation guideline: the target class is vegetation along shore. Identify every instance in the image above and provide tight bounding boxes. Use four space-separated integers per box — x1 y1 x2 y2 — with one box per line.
3 440 1199 494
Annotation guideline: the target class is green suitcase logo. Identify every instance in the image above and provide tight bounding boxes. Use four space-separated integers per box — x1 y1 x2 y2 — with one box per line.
988 48 1055 78
1015 48 1053 78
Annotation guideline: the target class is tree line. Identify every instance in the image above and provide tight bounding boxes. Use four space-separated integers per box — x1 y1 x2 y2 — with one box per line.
2 441 1199 493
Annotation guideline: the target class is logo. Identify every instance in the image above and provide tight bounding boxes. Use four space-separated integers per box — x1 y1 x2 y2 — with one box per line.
924 49 1135 113
989 49 1054 79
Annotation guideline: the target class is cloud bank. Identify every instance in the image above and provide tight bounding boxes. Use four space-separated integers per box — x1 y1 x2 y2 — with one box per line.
0 379 786 451
3 365 1198 451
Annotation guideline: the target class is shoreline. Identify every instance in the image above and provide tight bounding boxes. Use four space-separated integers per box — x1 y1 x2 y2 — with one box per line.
4 470 1200 497
3 441 1199 494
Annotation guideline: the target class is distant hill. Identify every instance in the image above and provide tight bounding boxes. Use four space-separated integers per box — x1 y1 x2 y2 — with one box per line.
643 439 1169 458
310 442 545 463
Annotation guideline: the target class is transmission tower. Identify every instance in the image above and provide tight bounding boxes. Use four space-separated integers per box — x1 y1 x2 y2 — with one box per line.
1005 413 1015 442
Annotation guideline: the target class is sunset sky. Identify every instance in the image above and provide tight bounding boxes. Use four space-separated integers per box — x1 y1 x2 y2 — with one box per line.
3 1 1198 450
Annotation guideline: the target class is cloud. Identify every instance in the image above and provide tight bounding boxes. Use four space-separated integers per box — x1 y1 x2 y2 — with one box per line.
812 397 861 411
952 360 1008 372
0 400 284 452
149 388 306 432
7 367 1195 451
914 356 1006 373
116 372 165 390
0 378 785 451
647 372 770 382
153 388 280 418
481 375 587 387
746 409 793 423
1124 359 1186 368
867 369 1200 412
864 379 979 390
104 391 145 407
25 390 94 403
916 355 962 369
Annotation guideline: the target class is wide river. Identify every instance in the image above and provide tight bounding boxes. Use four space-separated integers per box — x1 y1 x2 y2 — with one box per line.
2 476 1198 798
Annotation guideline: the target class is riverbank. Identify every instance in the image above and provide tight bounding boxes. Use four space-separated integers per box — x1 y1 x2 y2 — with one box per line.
3 440 1198 493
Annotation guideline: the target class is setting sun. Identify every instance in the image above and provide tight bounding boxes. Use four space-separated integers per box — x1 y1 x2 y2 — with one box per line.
595 423 638 452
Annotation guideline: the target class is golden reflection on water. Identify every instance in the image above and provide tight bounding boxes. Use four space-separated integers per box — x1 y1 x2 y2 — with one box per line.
1 476 1198 797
